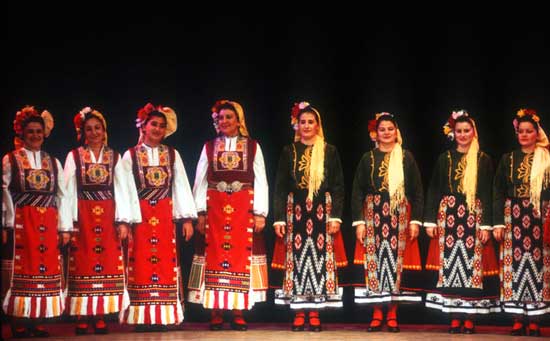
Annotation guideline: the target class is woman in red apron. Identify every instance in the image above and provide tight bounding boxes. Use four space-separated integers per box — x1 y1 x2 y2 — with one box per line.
2 106 72 338
120 103 196 332
188 100 269 331
64 107 134 334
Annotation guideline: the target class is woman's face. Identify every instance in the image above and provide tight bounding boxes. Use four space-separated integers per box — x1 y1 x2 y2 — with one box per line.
23 121 44 151
517 121 538 149
454 121 475 150
376 120 397 145
218 108 240 137
142 116 167 146
84 117 105 147
298 112 319 141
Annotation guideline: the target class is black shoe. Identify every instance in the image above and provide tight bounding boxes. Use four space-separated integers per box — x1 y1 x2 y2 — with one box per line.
230 321 248 331
309 324 322 332
510 327 525 336
210 322 224 331
11 327 32 339
387 320 400 333
448 326 461 334
30 326 50 338
94 326 108 334
76 325 88 335
135 325 152 333
463 327 475 334
291 324 305 332
367 319 383 332
528 328 541 337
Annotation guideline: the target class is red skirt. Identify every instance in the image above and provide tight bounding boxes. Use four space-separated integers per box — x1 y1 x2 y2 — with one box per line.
67 199 126 316
122 197 183 325
3 206 64 318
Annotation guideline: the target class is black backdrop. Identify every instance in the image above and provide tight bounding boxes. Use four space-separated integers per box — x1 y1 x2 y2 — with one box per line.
4 10 550 326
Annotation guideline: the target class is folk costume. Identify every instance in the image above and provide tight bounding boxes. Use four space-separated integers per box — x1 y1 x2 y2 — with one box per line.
351 112 423 332
63 107 136 333
423 111 499 333
272 102 347 331
120 103 197 327
188 100 268 330
2 106 72 337
493 109 550 336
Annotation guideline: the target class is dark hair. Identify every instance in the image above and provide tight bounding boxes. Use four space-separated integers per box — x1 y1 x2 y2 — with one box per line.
216 102 239 121
297 107 320 124
143 111 167 126
79 113 106 145
454 115 475 129
376 115 397 130
516 115 539 131
21 116 45 134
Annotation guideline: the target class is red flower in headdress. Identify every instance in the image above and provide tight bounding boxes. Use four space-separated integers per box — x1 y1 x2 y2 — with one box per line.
13 106 40 136
290 101 310 130
136 102 162 128
513 108 540 132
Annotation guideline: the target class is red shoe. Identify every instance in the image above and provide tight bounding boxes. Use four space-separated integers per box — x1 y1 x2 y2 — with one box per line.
210 309 224 331
231 310 247 331
309 310 322 332
292 310 305 331
94 319 108 334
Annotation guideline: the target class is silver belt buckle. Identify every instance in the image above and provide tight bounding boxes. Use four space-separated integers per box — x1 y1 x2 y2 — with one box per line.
216 181 228 192
230 181 243 192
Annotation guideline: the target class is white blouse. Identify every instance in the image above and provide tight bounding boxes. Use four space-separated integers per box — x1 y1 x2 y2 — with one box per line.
2 148 72 231
63 146 139 225
121 144 198 221
193 136 269 217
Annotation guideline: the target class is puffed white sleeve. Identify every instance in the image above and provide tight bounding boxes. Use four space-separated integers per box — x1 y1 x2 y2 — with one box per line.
121 150 142 224
192 145 208 214
113 152 139 224
2 154 14 229
56 158 74 232
172 150 198 220
253 143 269 217
63 151 79 223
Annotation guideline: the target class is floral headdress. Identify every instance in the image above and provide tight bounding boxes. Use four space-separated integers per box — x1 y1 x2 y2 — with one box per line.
73 106 108 144
211 99 249 137
290 101 324 142
13 105 54 148
290 101 325 200
367 112 397 143
136 102 178 141
442 110 472 141
513 108 550 211
513 108 540 132
442 109 479 210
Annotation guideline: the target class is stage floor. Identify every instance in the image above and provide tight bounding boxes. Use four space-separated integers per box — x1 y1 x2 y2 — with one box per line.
1 322 547 340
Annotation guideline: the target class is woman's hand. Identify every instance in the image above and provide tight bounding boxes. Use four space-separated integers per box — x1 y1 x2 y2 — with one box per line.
327 221 341 235
356 223 366 244
274 223 285 238
479 230 490 244
196 215 206 235
426 226 438 238
254 215 266 233
409 223 419 240
183 221 194 241
117 223 129 240
493 227 505 242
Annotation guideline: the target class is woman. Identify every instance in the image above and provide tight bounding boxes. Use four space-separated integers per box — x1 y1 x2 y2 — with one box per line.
120 103 197 332
351 112 423 333
187 100 269 331
493 109 550 337
424 110 499 334
272 101 347 332
2 106 72 338
63 107 135 334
